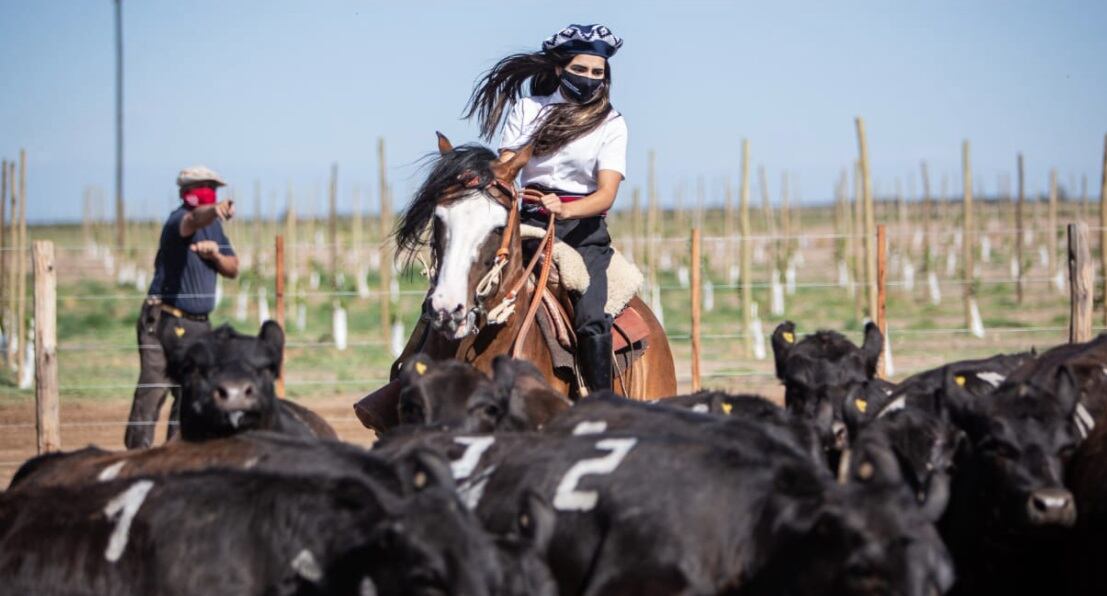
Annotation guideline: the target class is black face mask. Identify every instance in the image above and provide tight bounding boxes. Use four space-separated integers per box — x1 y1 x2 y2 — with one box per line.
559 71 604 103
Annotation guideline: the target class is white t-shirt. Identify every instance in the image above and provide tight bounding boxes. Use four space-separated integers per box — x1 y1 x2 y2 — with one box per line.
499 90 628 195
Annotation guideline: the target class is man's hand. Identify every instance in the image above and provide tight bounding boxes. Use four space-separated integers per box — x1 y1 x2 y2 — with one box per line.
190 240 221 260
214 200 235 221
522 188 565 219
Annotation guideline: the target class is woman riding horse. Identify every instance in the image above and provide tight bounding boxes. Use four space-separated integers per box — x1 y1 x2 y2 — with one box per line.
464 24 626 393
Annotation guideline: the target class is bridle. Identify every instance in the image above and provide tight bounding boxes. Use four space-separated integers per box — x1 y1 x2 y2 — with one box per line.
430 172 556 352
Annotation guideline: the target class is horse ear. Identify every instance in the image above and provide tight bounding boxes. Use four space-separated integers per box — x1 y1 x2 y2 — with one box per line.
492 144 533 182
436 131 453 155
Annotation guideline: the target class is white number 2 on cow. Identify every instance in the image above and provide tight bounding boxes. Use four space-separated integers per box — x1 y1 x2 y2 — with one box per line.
451 436 496 480
103 480 155 563
553 438 637 512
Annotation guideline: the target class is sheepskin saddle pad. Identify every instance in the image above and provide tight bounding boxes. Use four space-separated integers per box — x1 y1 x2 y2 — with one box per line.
519 223 643 316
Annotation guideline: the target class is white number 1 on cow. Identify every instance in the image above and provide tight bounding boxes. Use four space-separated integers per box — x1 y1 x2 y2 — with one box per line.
103 480 155 563
554 438 637 512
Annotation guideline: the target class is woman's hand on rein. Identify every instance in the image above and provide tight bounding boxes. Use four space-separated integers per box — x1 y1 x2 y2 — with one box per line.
522 188 565 219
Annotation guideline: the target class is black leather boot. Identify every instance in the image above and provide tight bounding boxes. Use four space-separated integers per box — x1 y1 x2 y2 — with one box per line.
579 332 613 393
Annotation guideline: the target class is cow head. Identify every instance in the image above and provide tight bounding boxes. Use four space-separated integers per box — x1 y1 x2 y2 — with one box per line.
397 355 489 429
464 356 571 432
490 491 559 596
362 449 505 595
168 322 283 441
772 321 883 452
949 366 1080 529
842 407 964 522
760 469 953 596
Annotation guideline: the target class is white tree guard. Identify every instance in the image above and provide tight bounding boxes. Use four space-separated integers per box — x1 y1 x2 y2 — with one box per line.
927 271 942 305
332 304 348 351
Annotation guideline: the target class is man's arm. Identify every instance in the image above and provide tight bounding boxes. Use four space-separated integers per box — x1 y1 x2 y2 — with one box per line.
179 200 235 237
191 241 239 279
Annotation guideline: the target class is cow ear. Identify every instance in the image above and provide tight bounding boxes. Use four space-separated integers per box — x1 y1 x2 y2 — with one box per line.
517 491 556 559
492 355 519 389
402 354 435 385
409 449 456 492
167 338 215 383
257 323 285 358
942 367 985 431
436 131 454 156
1054 365 1080 416
464 381 505 433
771 321 798 380
860 322 883 379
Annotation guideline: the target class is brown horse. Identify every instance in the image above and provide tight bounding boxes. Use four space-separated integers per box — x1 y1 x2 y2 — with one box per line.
355 134 674 430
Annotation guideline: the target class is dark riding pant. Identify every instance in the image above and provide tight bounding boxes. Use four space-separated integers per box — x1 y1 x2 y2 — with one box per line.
522 211 613 338
124 301 210 449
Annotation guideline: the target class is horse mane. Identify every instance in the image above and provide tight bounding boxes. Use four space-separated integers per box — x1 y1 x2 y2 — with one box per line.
394 144 500 265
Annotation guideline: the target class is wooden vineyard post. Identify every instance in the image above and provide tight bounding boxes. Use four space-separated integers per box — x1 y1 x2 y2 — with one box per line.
1049 169 1058 282
723 180 734 280
962 141 976 332
16 150 27 385
275 234 286 397
7 162 17 368
0 159 5 349
876 225 888 379
1100 134 1107 326
32 241 60 453
690 228 702 391
328 162 338 288
920 161 933 277
378 138 393 339
1017 154 1026 304
1069 223 1093 343
739 139 752 356
855 117 877 321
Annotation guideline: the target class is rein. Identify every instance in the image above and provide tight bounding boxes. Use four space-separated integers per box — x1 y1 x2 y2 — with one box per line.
455 177 557 354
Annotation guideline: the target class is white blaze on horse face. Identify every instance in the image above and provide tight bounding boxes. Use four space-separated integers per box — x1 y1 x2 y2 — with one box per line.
431 192 507 338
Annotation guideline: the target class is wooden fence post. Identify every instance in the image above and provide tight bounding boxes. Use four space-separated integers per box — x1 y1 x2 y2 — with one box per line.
0 159 6 348
16 149 27 385
739 139 752 356
328 162 338 288
275 234 286 397
855 117 877 321
876 225 888 379
1069 223 1093 343
7 162 17 368
962 140 975 330
690 228 702 391
32 240 59 453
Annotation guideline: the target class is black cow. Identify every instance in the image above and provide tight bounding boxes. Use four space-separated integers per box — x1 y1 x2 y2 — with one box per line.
397 354 490 428
168 321 335 441
0 450 528 596
9 431 401 494
940 366 1081 594
840 407 964 521
470 431 952 595
877 352 1037 423
546 391 825 467
1002 334 1107 432
464 357 571 433
771 320 884 453
1062 416 1107 594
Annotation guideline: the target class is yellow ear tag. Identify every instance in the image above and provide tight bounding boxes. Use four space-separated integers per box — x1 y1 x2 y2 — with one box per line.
721 402 733 415
854 399 868 413
414 361 428 375
955 375 967 387
782 331 795 344
174 326 186 337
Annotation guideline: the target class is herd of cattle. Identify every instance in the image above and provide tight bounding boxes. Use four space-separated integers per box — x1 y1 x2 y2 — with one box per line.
4 319 1107 595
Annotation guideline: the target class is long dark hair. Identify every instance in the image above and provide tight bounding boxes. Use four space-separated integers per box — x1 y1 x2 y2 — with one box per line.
463 50 613 156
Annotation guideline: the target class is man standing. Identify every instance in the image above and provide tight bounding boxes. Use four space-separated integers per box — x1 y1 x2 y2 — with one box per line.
124 165 239 449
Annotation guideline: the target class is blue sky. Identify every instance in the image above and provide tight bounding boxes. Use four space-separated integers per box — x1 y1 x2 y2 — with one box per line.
1 0 1105 223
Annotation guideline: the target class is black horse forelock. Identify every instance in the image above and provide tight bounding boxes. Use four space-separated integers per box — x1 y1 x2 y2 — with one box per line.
394 144 500 265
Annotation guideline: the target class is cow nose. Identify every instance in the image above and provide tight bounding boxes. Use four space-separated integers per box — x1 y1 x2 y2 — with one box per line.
1027 488 1076 526
213 380 258 410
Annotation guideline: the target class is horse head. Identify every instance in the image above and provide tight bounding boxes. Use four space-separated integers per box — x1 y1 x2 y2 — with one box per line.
396 132 531 339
